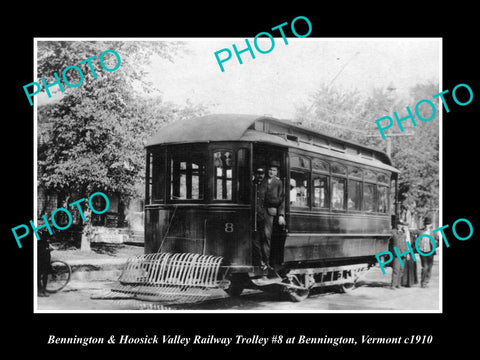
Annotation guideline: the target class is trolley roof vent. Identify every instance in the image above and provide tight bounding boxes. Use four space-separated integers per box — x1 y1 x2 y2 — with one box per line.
268 131 299 143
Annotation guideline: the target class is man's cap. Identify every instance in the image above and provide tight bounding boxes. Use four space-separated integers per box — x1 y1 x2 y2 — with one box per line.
256 168 265 174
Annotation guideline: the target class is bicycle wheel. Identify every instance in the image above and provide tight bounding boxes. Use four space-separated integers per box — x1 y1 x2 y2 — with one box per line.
45 260 72 293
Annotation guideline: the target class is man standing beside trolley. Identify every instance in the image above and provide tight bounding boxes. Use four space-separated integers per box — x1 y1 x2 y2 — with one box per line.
390 219 407 289
418 216 436 288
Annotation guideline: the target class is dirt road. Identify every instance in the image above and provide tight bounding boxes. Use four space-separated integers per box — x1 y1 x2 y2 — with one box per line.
37 257 439 312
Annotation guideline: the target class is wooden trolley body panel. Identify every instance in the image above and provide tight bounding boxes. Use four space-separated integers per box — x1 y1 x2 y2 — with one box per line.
144 204 391 268
285 212 391 264
145 204 252 266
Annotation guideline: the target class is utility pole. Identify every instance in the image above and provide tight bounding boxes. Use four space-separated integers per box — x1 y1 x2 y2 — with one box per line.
379 82 414 158
367 132 414 158
386 136 392 158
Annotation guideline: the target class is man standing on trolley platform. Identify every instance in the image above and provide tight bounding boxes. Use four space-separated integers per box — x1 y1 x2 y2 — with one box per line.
253 161 285 278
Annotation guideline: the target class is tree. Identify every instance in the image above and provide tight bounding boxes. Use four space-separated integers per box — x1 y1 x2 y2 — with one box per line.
388 82 439 221
294 81 439 225
294 84 367 142
37 41 207 250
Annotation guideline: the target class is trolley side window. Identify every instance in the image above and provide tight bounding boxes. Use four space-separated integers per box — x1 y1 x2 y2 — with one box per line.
347 166 363 211
291 155 310 170
347 179 362 211
290 155 311 208
152 150 165 202
170 152 206 200
313 175 328 208
290 170 309 207
312 158 329 172
377 173 390 214
364 182 376 212
331 177 346 210
331 163 347 175
331 163 346 210
378 185 389 213
312 158 329 209
390 177 397 215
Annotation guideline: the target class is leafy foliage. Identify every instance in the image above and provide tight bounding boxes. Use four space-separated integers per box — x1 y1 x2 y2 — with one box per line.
390 82 439 212
37 41 206 204
294 82 439 219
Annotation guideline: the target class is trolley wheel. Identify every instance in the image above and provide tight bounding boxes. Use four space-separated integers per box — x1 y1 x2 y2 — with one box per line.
339 282 356 293
286 288 310 302
339 271 356 293
45 260 72 293
224 281 244 297
283 274 310 302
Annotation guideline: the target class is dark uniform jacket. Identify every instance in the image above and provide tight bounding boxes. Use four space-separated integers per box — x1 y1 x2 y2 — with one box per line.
262 176 285 217
391 229 408 253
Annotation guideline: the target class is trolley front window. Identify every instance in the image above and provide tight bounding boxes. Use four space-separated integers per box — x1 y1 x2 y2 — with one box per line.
214 151 233 200
170 151 206 200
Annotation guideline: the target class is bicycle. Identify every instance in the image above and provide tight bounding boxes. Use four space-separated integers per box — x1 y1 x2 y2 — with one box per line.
45 260 72 293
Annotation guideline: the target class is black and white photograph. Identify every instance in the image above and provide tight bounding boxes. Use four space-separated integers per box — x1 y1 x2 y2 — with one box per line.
4 8 478 356
32 37 441 312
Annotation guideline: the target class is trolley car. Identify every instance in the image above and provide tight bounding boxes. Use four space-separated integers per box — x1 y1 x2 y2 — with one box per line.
117 114 399 302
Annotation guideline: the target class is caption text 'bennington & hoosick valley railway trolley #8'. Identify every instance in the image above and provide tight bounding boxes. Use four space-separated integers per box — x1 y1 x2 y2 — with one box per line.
114 114 400 303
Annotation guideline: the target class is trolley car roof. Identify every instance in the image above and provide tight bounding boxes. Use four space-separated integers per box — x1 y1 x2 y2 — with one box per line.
146 114 399 172
147 114 260 145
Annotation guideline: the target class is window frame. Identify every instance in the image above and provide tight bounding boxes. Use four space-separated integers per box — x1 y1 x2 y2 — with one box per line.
290 155 311 170
170 152 206 202
285 151 393 216
312 158 330 173
331 162 347 176
147 143 255 206
346 166 363 212
331 176 346 211
312 173 329 209
212 148 234 202
347 178 363 212
363 181 377 213
146 146 167 205
330 162 347 211
311 157 330 212
289 154 312 209
377 184 389 214
236 147 250 204
290 169 311 209
166 144 208 204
